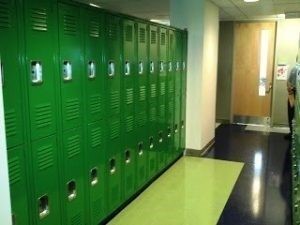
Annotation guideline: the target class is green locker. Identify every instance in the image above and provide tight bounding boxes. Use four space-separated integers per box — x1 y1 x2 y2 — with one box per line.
31 135 61 225
8 146 29 225
122 19 136 199
24 0 58 141
157 27 168 171
58 4 83 131
0 0 25 148
62 127 86 225
135 22 149 189
180 31 188 152
87 121 106 224
148 24 159 178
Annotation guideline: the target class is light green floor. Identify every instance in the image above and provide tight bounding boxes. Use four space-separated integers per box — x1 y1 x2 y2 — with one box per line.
108 157 244 225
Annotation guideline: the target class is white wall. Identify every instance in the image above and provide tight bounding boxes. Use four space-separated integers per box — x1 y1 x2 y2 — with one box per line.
0 58 12 224
170 0 219 150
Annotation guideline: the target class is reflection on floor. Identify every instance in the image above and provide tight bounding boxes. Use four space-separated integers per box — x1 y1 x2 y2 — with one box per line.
245 124 289 134
108 157 243 225
206 124 291 225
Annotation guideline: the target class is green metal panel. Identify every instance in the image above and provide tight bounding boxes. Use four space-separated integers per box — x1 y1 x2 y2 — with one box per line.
87 121 106 224
135 22 149 188
24 0 58 141
58 4 83 131
8 146 29 225
0 0 25 148
106 152 122 213
62 127 86 225
122 19 136 199
31 135 61 225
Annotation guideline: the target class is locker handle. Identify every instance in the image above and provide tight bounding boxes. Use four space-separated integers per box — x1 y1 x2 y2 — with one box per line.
124 61 130 76
176 61 180 71
158 131 163 143
67 180 77 201
110 158 116 174
167 127 171 138
149 136 154 149
38 195 50 219
12 214 16 225
63 61 72 81
160 61 164 72
174 124 178 133
108 61 115 77
31 61 43 84
138 61 144 74
150 61 154 74
90 167 98 186
88 61 96 79
168 61 173 72
181 120 185 129
182 61 186 71
0 60 4 86
138 142 143 156
125 150 131 164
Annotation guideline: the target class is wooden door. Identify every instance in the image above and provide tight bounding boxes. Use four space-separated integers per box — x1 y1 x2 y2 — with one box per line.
232 22 275 118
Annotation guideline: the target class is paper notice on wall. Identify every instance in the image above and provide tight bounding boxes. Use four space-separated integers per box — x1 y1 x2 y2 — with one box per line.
276 64 289 80
259 84 266 96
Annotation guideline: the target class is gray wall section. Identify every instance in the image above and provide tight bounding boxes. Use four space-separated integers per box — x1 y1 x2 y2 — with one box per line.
272 19 300 126
216 21 234 122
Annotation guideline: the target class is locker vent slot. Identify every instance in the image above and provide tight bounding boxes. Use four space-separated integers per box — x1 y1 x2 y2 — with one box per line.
35 103 52 128
126 88 134 105
137 112 147 127
90 94 102 115
151 30 157 44
89 19 100 37
107 20 118 40
63 14 77 36
71 213 82 225
110 91 120 113
125 25 133 42
37 144 54 171
169 101 174 112
31 8 47 32
159 105 165 117
160 82 165 95
139 28 146 43
110 120 120 140
139 86 146 101
150 84 156 98
5 109 17 138
91 127 102 148
125 116 134 132
67 135 81 158
169 83 174 93
66 98 80 121
92 199 102 218
0 1 11 29
8 157 21 185
160 33 165 45
149 107 156 122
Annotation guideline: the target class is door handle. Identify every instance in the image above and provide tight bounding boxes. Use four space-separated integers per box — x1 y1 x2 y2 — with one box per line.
266 83 272 94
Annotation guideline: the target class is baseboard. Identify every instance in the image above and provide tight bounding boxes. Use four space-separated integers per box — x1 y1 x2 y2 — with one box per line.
184 138 215 157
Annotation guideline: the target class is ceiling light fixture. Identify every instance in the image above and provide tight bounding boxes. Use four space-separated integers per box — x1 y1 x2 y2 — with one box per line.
89 3 101 8
244 0 259 2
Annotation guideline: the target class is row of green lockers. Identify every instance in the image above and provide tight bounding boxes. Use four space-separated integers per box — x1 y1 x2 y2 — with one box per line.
0 0 187 224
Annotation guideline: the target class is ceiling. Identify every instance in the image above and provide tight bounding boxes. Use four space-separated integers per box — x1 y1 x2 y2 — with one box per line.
78 0 300 21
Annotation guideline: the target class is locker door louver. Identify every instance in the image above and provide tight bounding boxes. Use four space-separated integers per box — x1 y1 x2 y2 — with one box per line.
5 110 17 138
31 8 47 32
107 20 118 40
160 33 165 45
37 144 54 171
66 135 81 159
63 14 77 36
0 1 11 29
8 156 21 185
151 30 157 44
125 25 133 42
139 28 146 43
89 19 100 38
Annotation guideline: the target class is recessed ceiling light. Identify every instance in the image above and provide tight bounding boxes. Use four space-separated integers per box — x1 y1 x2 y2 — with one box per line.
244 0 259 2
89 3 101 8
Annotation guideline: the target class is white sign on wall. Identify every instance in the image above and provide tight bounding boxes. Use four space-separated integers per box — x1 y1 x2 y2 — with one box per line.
276 64 289 80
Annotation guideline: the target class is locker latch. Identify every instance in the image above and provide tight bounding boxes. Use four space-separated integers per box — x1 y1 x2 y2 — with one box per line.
168 61 172 72
0 60 4 86
149 136 154 149
67 180 77 201
110 158 116 174
181 120 185 129
90 168 98 186
182 61 186 71
158 131 163 143
176 61 180 71
108 61 115 77
125 61 130 76
160 61 164 72
138 142 143 156
31 61 43 84
167 127 171 138
125 150 131 164
38 195 50 219
11 214 16 225
174 124 178 133
139 61 144 74
63 61 72 81
88 61 96 79
150 61 154 74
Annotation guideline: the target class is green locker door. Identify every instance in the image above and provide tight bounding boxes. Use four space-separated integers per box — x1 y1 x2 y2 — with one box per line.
135 22 149 190
104 14 122 212
31 135 61 225
122 19 136 199
82 8 106 225
24 0 58 141
58 4 83 131
180 31 187 152
148 25 158 179
0 0 25 148
157 27 168 171
166 29 175 164
62 127 86 225
8 146 29 225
